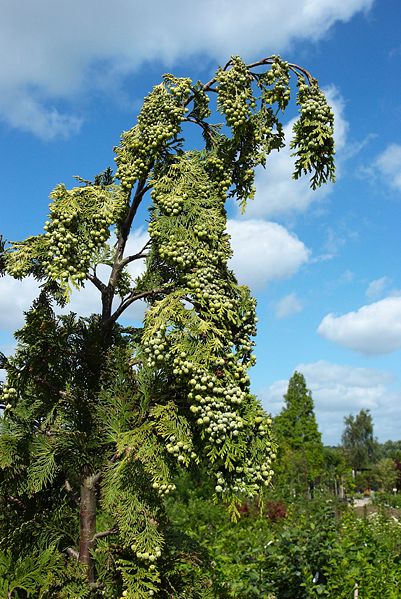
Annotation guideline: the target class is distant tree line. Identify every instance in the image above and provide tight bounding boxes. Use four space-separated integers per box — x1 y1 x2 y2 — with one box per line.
271 371 401 499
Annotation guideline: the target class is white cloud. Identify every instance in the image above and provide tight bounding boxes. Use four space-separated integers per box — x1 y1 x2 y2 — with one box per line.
0 275 40 330
1 90 82 140
0 340 16 357
124 228 149 280
0 0 372 138
375 144 401 191
366 276 389 299
275 292 303 318
260 360 401 444
318 297 401 355
244 86 348 219
0 337 16 381
227 219 310 289
117 228 149 323
299 360 392 397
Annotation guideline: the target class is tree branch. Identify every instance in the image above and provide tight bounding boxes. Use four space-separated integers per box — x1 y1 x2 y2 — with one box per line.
109 286 170 325
125 251 149 265
101 179 151 325
100 55 313 329
87 272 107 293
110 180 150 284
6 495 25 509
0 351 8 370
245 57 314 84
66 547 79 560
92 528 118 542
187 55 314 104
89 582 106 591
120 239 151 268
183 117 217 146
64 479 80 505
33 377 77 405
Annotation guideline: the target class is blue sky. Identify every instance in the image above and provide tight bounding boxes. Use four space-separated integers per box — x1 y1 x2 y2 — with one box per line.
1 0 401 444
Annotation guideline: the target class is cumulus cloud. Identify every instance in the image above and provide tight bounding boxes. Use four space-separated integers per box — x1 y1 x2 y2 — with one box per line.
123 228 149 280
318 297 401 355
0 337 17 378
374 144 401 191
275 292 303 318
0 277 39 368
0 0 372 138
366 276 390 299
227 219 310 289
0 275 40 330
244 86 348 219
260 360 401 444
2 91 83 140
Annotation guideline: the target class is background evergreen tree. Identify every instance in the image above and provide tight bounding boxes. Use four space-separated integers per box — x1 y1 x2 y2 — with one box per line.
0 55 335 597
273 371 324 497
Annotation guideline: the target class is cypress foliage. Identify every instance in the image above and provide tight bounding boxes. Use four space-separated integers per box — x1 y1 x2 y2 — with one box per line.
0 56 335 596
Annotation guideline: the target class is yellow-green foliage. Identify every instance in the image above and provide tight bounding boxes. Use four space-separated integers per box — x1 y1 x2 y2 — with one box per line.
0 54 336 598
141 152 276 512
5 182 126 296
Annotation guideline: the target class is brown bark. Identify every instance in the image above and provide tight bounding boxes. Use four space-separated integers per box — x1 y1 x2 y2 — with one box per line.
79 474 97 583
101 178 149 329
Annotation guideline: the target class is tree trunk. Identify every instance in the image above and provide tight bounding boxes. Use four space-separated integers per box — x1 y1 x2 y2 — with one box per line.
79 474 97 583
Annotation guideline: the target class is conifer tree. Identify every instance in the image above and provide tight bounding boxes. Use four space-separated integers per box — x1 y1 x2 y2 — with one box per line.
0 56 335 597
274 371 324 496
